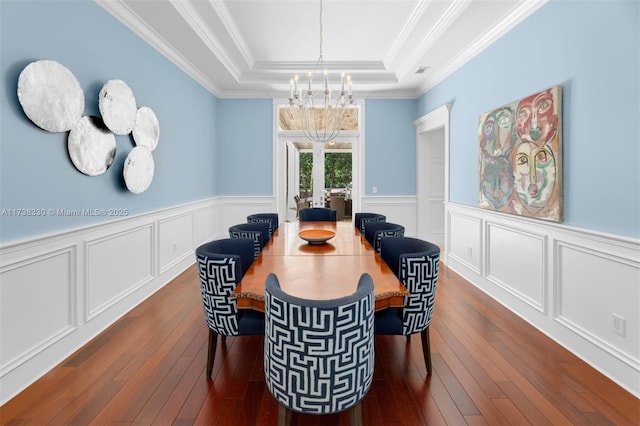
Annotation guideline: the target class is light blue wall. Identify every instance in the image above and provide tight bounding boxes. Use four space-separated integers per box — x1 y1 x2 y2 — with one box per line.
215 99 273 195
417 0 640 238
0 1 218 243
364 99 417 195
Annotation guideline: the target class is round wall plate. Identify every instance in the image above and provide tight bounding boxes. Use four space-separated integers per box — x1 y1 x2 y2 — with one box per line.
99 79 137 135
17 60 85 132
68 116 116 176
123 146 154 194
133 106 159 151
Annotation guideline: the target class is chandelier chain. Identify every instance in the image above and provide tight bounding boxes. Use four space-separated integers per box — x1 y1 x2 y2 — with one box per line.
287 0 356 143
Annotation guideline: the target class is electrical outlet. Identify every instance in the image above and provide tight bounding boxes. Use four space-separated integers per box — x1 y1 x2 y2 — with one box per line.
467 247 473 257
372 186 377 194
612 314 626 336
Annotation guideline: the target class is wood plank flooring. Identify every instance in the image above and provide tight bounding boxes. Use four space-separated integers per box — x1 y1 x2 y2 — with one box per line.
1 262 638 425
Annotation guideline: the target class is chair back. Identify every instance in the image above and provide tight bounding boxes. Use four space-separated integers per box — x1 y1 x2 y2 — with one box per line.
247 213 279 239
379 237 440 335
264 273 374 416
229 222 271 258
363 221 405 254
298 207 337 222
195 238 255 336
353 212 386 234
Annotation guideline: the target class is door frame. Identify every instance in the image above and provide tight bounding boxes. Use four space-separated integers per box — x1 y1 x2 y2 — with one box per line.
414 103 452 252
274 99 363 222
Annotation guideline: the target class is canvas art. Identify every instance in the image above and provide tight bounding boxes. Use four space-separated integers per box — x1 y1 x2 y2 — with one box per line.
478 85 563 222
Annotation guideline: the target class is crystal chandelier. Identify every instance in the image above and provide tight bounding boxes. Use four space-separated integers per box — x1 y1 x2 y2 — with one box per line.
287 0 356 143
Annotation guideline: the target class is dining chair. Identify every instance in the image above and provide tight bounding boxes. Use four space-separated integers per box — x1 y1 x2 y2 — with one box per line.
375 236 440 375
353 212 386 234
362 221 405 254
264 272 375 426
247 213 279 239
195 238 265 377
228 222 271 258
298 207 337 222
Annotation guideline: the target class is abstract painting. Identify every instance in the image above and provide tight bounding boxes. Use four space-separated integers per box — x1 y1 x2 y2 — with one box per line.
478 86 563 222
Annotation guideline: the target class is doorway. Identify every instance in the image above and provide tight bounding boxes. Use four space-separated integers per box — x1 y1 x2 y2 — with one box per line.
284 140 354 222
415 103 451 251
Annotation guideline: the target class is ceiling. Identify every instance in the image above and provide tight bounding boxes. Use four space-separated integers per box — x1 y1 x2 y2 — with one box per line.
97 0 547 99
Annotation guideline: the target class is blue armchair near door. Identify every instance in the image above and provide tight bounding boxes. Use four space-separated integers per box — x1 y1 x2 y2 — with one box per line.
195 238 265 377
298 207 337 222
362 221 405 254
247 213 279 239
353 212 386 234
374 236 440 375
264 272 374 425
229 222 271 259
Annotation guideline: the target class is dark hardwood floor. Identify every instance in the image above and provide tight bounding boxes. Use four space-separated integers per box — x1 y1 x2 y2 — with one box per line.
1 261 638 425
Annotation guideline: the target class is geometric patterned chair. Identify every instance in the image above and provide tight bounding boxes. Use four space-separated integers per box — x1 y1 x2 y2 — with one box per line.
353 212 386 234
298 207 337 222
362 221 405 254
264 272 375 425
374 236 440 375
229 222 271 259
195 238 265 377
247 213 279 240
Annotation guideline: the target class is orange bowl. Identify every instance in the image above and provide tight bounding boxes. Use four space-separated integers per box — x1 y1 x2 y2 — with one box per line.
298 229 336 244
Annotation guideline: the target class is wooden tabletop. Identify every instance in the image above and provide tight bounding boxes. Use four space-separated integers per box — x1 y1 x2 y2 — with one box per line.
233 221 408 311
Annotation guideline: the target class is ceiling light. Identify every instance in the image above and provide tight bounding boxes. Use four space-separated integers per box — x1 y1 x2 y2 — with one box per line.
287 0 356 143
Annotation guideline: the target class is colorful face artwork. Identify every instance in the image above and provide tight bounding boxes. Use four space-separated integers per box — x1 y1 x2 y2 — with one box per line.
478 86 562 222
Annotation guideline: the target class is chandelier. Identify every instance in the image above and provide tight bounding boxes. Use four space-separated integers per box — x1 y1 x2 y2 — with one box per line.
287 0 356 143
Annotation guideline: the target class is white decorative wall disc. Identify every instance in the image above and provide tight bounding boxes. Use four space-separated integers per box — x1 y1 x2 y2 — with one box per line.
133 106 160 151
17 60 85 132
99 79 137 135
123 146 154 194
68 116 116 176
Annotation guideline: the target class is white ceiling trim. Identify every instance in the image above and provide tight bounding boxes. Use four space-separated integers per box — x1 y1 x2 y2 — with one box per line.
383 0 432 69
96 0 223 95
209 0 255 69
396 0 471 79
417 0 550 95
171 0 242 81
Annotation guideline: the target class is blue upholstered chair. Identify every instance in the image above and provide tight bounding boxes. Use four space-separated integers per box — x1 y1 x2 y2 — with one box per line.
264 273 374 425
298 207 337 222
229 222 271 259
247 213 279 240
195 238 265 377
375 237 440 375
353 212 386 234
363 221 405 254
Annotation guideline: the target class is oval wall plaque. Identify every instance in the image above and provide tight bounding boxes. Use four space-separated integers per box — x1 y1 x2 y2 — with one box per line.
68 116 116 176
99 79 137 135
17 60 85 132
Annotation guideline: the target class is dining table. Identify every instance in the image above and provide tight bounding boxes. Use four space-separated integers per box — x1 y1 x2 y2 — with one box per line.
232 220 408 312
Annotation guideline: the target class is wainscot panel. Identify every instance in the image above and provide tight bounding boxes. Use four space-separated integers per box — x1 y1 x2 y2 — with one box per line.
360 196 417 237
448 211 482 274
0 247 76 378
445 202 640 397
486 223 547 313
0 198 219 404
218 196 277 237
158 212 195 275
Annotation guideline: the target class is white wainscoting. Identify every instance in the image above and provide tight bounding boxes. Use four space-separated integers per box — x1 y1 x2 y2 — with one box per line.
0 196 278 404
0 198 217 404
360 196 417 237
445 202 640 397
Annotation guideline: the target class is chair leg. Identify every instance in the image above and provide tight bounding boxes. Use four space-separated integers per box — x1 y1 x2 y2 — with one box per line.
348 402 363 426
277 403 292 426
206 329 218 378
421 327 432 375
